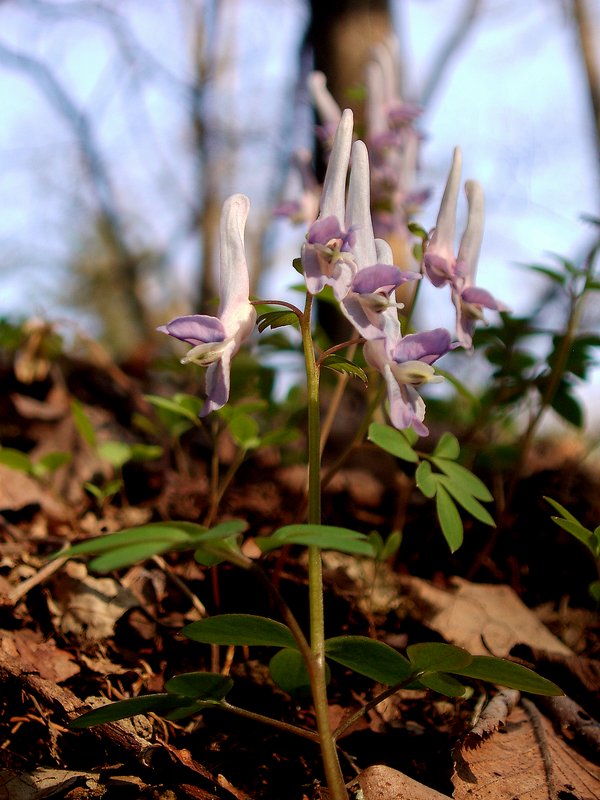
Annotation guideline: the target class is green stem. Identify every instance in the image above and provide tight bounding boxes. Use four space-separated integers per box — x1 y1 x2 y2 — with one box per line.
205 447 246 527
332 673 420 740
299 292 349 800
219 701 320 742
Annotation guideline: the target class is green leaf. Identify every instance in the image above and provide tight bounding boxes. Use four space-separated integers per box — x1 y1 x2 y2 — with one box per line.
182 614 298 649
415 461 437 498
59 525 198 558
164 672 233 700
292 257 304 275
259 428 300 447
432 433 460 460
193 537 242 567
407 642 472 672
129 444 163 462
322 355 368 385
258 524 375 556
407 221 428 241
68 694 190 729
437 476 495 527
88 540 177 572
269 649 319 695
527 265 566 285
145 394 200 424
97 441 133 469
189 519 248 543
550 386 583 428
550 518 595 552
544 496 581 525
70 400 97 448
0 448 33 474
451 655 563 695
256 310 299 333
430 459 493 501
368 422 418 463
381 530 402 561
325 636 414 685
227 413 260 450
418 672 468 697
435 485 463 552
588 581 600 602
33 451 72 476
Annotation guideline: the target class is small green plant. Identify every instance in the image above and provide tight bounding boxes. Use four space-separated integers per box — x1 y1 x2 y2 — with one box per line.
546 496 600 602
56 111 562 800
71 398 163 505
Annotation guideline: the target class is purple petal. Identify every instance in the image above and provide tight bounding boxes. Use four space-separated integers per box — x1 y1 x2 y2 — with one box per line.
424 253 454 287
307 216 345 245
159 315 226 346
352 264 419 294
200 343 234 416
383 366 429 436
461 286 507 311
392 328 453 365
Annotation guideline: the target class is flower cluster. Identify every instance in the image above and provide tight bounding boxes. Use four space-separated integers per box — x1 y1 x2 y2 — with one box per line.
302 108 451 436
423 148 507 349
159 112 505 437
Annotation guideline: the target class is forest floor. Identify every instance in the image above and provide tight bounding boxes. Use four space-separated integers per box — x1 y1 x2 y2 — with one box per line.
0 336 599 800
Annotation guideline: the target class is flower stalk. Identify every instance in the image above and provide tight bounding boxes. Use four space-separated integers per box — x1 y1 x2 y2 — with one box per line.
300 291 349 800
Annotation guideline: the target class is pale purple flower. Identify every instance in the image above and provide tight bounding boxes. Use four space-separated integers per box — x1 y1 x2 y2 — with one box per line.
340 140 419 340
158 194 256 416
364 42 427 244
364 328 453 436
423 148 463 287
423 150 507 348
273 149 320 226
307 71 342 150
302 109 357 299
451 180 508 348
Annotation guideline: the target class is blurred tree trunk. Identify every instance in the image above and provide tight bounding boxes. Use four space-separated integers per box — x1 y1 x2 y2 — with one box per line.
307 0 393 130
572 0 600 186
306 0 393 341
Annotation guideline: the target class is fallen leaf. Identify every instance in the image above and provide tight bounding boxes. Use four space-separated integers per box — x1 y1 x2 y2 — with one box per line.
453 701 600 799
401 576 572 657
462 688 520 748
0 768 99 800
0 629 80 683
354 764 452 799
48 561 137 639
0 464 70 518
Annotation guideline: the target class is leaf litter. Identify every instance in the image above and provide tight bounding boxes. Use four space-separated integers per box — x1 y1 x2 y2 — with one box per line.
0 344 599 800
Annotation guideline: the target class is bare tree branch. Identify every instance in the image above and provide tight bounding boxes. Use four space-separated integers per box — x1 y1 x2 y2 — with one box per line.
0 38 148 345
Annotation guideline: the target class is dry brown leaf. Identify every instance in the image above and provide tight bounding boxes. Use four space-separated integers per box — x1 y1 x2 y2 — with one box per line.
48 561 137 639
0 465 66 517
463 689 520 748
354 764 452 800
453 702 600 800
402 576 572 656
0 768 99 800
0 629 80 683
